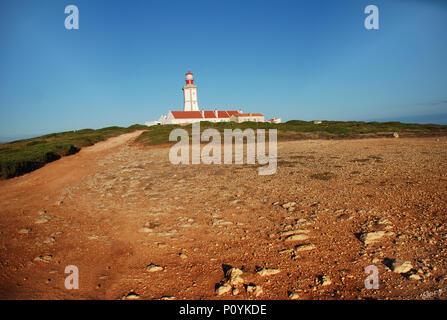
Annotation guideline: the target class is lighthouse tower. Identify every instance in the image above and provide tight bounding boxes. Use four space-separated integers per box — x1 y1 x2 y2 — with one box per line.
182 70 199 111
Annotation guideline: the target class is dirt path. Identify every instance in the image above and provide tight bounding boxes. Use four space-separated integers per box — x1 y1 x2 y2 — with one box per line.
0 135 446 300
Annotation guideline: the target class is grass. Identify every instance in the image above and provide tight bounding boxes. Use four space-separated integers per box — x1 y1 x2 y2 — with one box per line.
136 120 447 146
0 124 148 179
2 119 446 180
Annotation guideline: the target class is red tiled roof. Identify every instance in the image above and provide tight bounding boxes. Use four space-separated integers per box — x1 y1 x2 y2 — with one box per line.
226 110 240 116
217 111 230 118
203 111 217 118
171 111 203 119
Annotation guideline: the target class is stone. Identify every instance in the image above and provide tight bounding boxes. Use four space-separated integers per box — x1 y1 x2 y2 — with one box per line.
146 264 163 272
216 283 232 295
392 260 413 274
285 234 309 242
409 274 421 281
124 292 140 300
179 253 188 259
393 132 399 138
316 275 332 286
34 255 53 263
360 231 393 245
18 228 31 234
138 227 153 233
212 220 233 226
281 202 296 209
226 268 244 286
279 248 294 255
289 292 300 299
35 217 52 224
246 284 263 297
295 244 316 252
257 268 281 276
280 230 310 237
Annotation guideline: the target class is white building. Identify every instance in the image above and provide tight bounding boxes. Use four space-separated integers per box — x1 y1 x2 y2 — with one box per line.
230 113 265 123
146 70 275 126
267 117 282 124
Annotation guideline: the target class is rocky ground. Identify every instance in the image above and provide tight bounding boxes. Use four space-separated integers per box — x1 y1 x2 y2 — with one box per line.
0 132 446 300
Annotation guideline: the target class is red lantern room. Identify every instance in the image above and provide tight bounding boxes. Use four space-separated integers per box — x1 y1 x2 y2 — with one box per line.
185 70 194 85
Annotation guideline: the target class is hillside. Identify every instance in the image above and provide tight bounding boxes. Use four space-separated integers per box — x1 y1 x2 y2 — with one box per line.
0 125 148 179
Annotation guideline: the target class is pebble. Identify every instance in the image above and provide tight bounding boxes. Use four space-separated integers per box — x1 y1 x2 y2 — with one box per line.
391 260 413 274
409 274 421 281
295 244 316 252
34 255 53 263
216 283 232 295
285 234 309 242
35 217 52 224
257 268 281 276
360 231 393 245
179 253 188 259
18 228 31 234
124 292 140 300
316 275 332 286
281 202 296 209
246 284 263 297
280 230 310 237
289 292 300 299
226 268 244 286
146 264 164 272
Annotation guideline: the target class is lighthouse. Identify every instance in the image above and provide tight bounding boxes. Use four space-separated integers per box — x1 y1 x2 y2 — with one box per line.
182 70 199 111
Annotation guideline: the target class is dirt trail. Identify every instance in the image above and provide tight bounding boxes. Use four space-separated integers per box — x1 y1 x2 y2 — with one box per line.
0 130 144 193
0 135 446 300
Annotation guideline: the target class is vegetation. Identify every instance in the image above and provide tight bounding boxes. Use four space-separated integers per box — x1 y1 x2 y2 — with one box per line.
2 119 446 180
136 120 447 146
0 125 148 179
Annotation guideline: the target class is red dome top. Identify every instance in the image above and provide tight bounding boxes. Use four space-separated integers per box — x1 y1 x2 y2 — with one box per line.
186 70 193 75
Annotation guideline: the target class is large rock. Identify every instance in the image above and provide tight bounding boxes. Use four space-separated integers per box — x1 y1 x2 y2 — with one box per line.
360 231 393 245
285 234 309 242
216 283 232 295
226 268 244 285
392 260 413 274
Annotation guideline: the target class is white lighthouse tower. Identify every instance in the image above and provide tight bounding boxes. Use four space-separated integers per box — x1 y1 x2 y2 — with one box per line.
183 70 199 111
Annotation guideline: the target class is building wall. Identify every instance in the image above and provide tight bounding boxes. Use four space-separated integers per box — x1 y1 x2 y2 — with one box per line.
183 85 199 111
230 116 265 123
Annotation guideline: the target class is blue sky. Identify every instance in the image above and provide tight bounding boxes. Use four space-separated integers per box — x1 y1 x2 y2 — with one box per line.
1 0 447 141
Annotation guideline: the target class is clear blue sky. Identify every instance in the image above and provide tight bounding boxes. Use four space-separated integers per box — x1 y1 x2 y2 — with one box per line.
1 0 447 141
